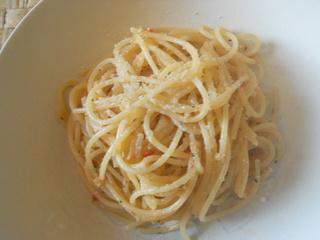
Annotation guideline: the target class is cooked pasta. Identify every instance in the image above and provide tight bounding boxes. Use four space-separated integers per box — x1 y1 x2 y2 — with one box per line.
59 26 281 240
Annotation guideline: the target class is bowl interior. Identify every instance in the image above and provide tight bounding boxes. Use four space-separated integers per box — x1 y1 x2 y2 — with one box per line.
0 0 320 239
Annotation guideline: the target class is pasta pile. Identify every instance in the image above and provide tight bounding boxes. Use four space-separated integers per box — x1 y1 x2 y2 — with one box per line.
60 26 280 240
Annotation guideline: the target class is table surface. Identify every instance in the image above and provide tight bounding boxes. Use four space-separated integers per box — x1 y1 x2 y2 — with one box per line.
0 0 40 48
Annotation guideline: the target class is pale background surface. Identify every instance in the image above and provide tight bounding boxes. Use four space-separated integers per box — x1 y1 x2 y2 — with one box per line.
0 0 320 240
0 0 39 47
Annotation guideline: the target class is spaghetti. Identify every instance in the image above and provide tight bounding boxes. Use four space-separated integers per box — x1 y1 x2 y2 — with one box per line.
59 26 280 239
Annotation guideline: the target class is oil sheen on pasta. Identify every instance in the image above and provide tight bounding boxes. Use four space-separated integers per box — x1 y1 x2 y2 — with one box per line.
59 26 281 240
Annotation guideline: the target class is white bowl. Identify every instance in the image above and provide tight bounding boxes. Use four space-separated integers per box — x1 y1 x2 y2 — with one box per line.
1 0 320 239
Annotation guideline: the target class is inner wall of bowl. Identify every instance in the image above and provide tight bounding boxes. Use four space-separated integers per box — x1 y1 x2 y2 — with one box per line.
0 0 319 239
